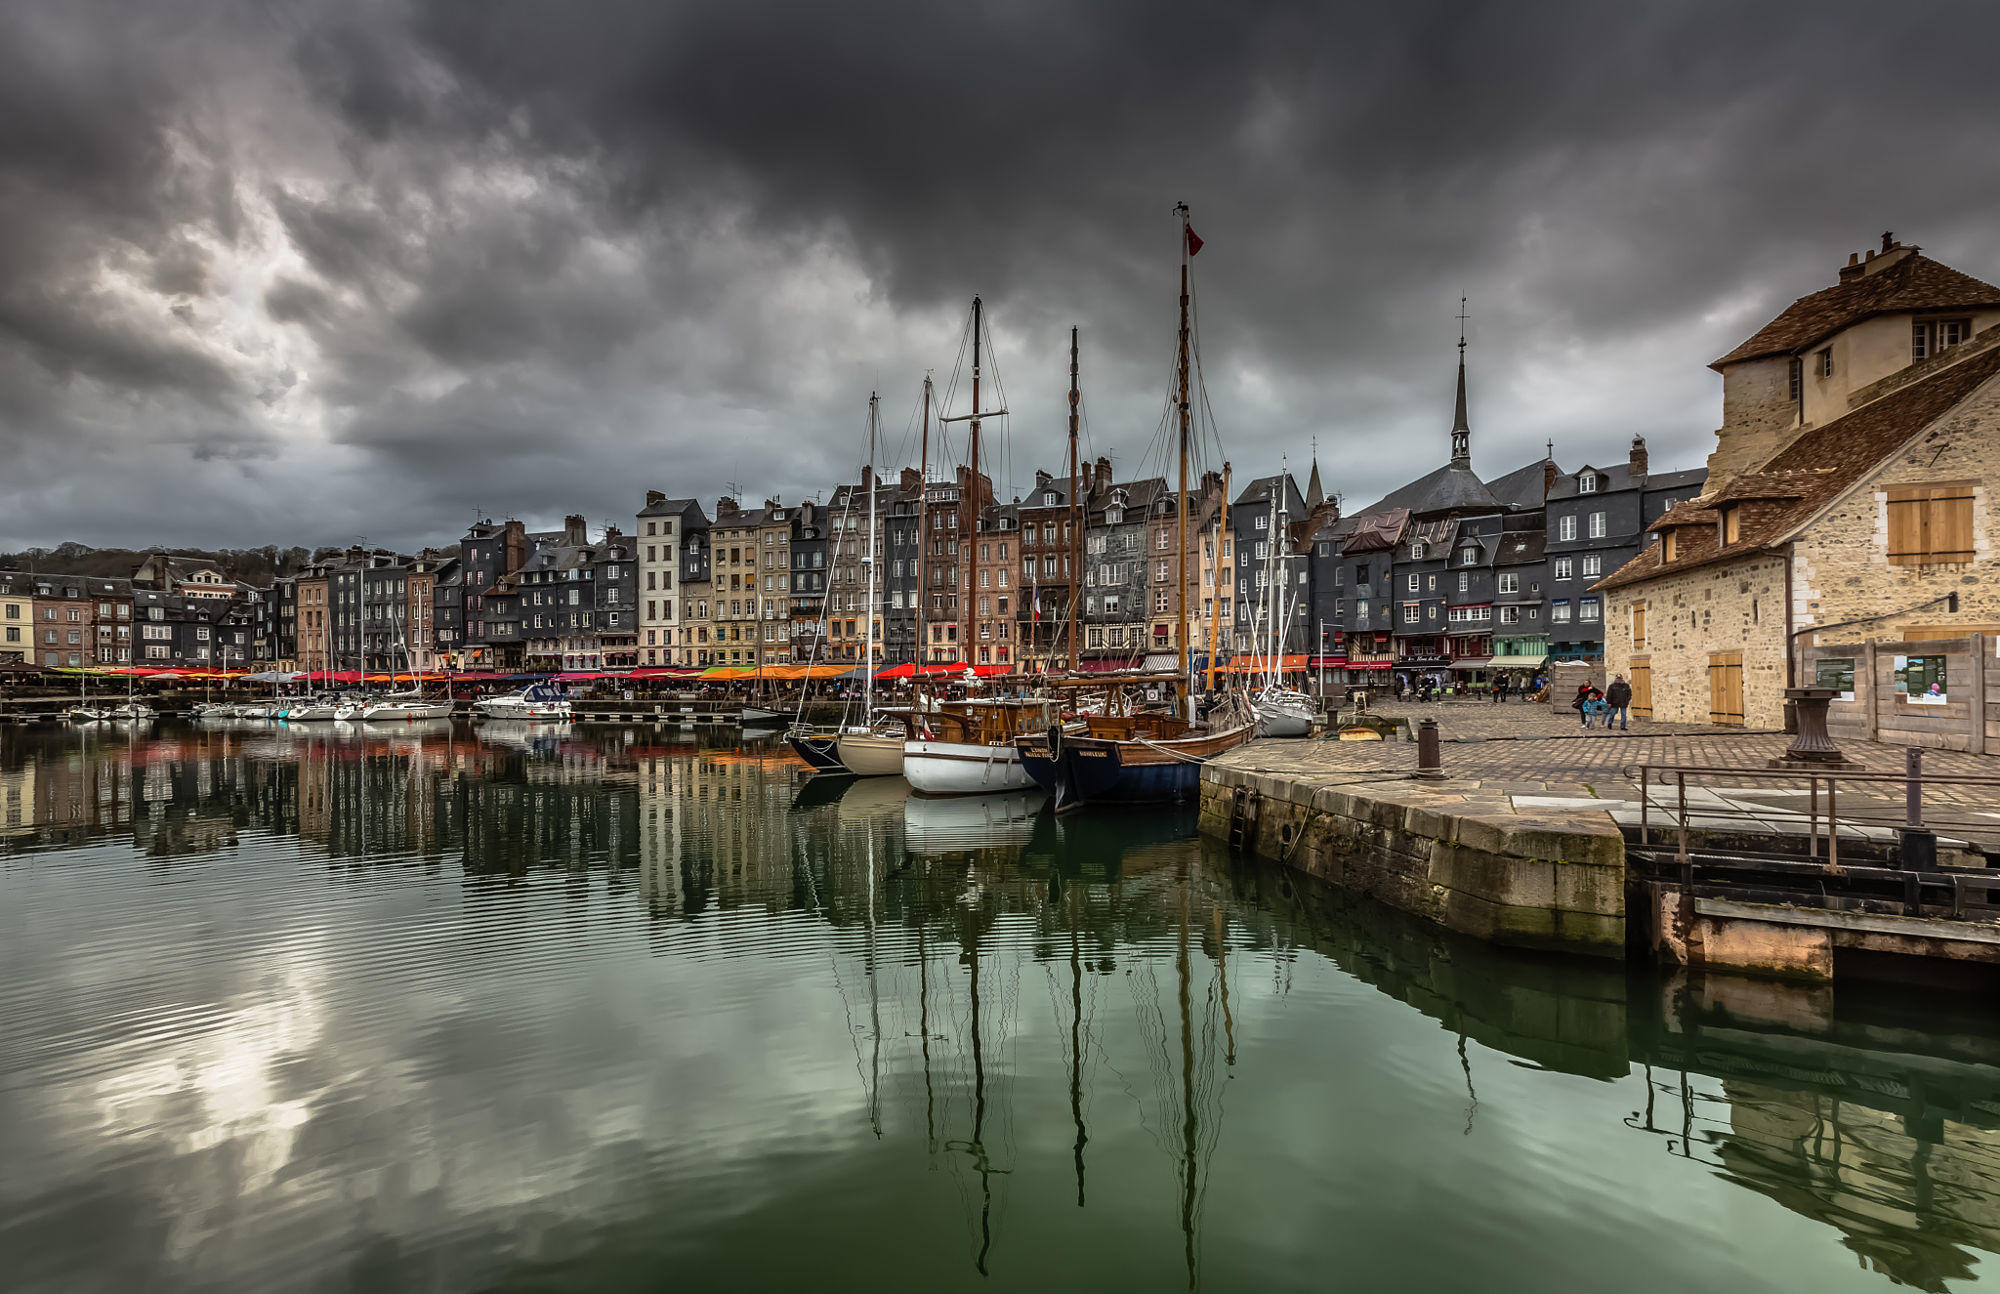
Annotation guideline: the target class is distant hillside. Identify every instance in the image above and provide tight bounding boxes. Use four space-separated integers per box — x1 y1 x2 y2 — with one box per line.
0 544 313 586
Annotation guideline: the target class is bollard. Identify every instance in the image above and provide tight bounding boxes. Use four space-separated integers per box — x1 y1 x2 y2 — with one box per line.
1415 717 1444 780
1901 745 1938 873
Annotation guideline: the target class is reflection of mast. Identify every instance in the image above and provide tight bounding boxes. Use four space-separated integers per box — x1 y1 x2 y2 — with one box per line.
1070 898 1088 1206
1178 863 1198 1289
917 916 936 1151
866 829 881 1137
969 929 994 1275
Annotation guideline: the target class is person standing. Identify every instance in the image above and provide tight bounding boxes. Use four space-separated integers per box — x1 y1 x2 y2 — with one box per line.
1604 674 1632 731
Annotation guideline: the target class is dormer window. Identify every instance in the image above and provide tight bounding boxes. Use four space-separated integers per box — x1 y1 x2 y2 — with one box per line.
1578 474 1598 494
1663 530 1680 563
1042 492 1056 506
1721 505 1741 546
1914 319 1971 361
1409 540 1427 560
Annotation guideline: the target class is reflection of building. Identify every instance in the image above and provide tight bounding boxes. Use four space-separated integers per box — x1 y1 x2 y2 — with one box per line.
0 764 32 838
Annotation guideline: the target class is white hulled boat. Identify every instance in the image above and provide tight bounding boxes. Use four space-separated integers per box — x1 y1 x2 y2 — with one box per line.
471 682 572 722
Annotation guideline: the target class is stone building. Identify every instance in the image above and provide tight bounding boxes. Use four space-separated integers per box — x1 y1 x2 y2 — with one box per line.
1544 440 1705 661
0 572 31 664
635 494 708 668
1600 236 2000 727
971 502 1018 667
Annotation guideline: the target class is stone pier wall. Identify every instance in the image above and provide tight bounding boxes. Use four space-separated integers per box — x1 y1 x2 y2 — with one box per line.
1199 762 1626 958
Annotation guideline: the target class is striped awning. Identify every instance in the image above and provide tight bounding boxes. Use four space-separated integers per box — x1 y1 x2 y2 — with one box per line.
1489 654 1548 669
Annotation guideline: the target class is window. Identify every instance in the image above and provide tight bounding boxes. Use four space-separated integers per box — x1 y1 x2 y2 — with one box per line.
1410 541 1427 559
1579 597 1601 622
1886 483 1974 566
1818 348 1833 378
1406 573 1418 592
1631 599 1647 650
1814 656 1855 702
1401 604 1419 624
1426 574 1437 592
1498 606 1519 625
1663 530 1679 562
1552 600 1572 624
1558 515 1577 542
1587 512 1606 539
1553 557 1573 581
1578 474 1597 494
1722 505 1741 545
1456 572 1468 593
1497 573 1518 595
1581 555 1601 578
1334 567 1345 587
1788 355 1803 401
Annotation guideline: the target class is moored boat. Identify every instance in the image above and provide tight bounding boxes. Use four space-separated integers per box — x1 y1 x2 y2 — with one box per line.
471 682 572 722
787 729 850 773
902 698 1064 797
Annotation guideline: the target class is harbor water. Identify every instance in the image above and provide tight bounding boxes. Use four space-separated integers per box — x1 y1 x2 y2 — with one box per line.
3 719 1999 1292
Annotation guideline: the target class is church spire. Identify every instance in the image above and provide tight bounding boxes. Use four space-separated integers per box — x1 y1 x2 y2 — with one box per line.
1450 296 1471 467
1305 436 1324 510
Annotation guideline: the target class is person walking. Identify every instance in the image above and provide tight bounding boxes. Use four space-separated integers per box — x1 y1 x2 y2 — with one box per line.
1604 674 1632 731
1571 682 1595 729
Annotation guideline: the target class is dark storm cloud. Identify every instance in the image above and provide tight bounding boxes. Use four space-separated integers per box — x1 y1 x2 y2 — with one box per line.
4 0 2000 550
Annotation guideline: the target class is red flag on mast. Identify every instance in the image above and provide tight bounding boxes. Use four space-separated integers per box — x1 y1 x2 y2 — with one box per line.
1185 225 1204 257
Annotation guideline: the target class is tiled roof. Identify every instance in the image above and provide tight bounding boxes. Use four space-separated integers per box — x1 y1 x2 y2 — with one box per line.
1712 252 2000 369
1372 461 1501 517
1597 341 2000 591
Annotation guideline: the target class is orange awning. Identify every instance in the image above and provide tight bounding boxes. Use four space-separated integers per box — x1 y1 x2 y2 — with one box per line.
1225 654 1308 673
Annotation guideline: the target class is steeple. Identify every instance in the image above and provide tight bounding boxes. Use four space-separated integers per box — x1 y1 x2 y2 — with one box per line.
1450 296 1471 467
1305 437 1324 510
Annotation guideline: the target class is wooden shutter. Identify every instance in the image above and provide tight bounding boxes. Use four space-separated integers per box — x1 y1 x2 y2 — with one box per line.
1708 651 1743 725
1886 483 1977 565
1630 599 1647 651
1630 656 1652 718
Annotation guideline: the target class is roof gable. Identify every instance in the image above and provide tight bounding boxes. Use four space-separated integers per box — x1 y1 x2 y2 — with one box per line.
1712 252 2000 369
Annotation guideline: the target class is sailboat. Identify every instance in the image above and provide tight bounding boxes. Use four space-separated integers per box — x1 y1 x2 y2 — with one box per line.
904 319 1076 797
109 659 154 720
1015 204 1256 806
835 393 907 777
1250 467 1315 738
66 665 107 723
362 635 453 720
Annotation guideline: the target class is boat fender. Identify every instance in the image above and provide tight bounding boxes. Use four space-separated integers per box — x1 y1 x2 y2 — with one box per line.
1045 722 1063 763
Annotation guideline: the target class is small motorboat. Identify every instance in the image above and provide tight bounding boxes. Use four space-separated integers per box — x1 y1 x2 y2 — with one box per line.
471 682 573 722
66 706 110 723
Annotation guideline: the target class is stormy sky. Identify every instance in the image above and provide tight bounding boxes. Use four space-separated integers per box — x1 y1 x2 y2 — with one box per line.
4 0 1999 553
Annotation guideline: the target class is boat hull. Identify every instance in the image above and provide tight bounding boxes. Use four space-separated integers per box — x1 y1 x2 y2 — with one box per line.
834 732 905 777
740 707 787 723
1016 723 1256 808
903 739 1039 797
1255 706 1313 738
362 701 455 721
787 732 849 773
471 700 572 722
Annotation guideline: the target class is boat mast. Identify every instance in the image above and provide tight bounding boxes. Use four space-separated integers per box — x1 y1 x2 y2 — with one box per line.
916 375 931 667
1067 326 1082 675
1207 462 1229 690
864 393 879 719
1174 203 1193 702
939 298 1005 668
965 298 981 664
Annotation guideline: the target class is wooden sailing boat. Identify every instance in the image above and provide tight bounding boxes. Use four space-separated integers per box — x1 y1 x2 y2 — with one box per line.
902 319 1069 797
1015 203 1255 807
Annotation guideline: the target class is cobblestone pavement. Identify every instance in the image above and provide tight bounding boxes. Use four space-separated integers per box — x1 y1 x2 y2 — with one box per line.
1215 697 2000 846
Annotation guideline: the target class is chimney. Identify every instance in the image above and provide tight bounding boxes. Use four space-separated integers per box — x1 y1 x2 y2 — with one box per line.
1034 468 1053 492
1542 458 1558 499
716 496 739 520
1628 435 1649 477
1094 456 1111 494
564 514 587 545
900 466 921 492
645 489 665 507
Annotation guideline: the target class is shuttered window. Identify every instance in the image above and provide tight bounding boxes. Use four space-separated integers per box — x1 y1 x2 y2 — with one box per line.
1631 599 1647 651
1707 652 1744 726
1885 483 1975 566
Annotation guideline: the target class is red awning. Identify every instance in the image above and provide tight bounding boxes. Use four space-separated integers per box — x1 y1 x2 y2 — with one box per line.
874 663 917 679
1307 657 1347 668
1346 661 1393 670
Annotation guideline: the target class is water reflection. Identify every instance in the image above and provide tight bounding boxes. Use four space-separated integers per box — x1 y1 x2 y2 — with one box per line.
2 721 1998 1292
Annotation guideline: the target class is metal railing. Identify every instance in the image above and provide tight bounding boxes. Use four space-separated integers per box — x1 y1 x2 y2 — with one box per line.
1627 755 2000 918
